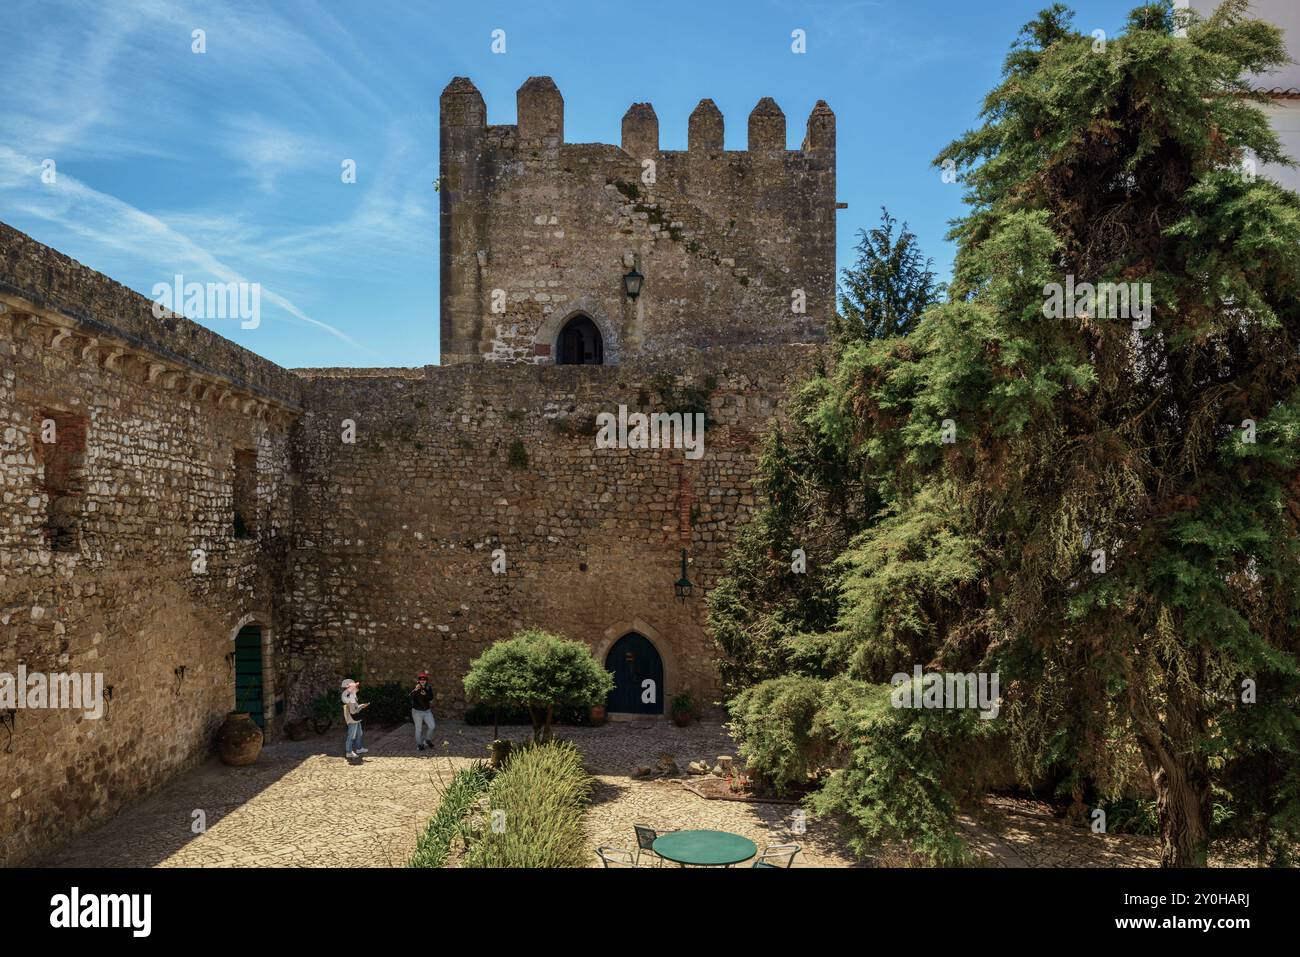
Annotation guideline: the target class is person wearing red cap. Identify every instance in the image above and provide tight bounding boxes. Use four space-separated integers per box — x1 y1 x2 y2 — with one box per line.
410 672 436 750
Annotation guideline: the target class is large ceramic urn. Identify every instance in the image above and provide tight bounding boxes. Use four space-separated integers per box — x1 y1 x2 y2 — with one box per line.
218 712 264 766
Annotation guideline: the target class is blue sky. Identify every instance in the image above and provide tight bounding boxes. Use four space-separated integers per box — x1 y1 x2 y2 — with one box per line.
1 0 1150 368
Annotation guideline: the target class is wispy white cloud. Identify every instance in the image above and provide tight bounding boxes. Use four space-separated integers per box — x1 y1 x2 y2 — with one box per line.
0 0 446 357
217 112 339 193
0 145 369 351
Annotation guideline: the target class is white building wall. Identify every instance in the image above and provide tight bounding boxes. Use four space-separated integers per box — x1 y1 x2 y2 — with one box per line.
1190 0 1300 193
1261 99 1300 193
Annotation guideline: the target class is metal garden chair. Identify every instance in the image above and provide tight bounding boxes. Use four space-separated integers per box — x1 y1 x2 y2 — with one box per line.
632 824 677 867
752 843 801 868
596 846 640 868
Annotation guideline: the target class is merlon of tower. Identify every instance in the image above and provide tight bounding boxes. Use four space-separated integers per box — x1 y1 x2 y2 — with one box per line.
517 76 563 144
748 97 786 151
621 102 659 158
688 99 724 151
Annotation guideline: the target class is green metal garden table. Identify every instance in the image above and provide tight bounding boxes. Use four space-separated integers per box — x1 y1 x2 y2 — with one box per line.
652 829 758 867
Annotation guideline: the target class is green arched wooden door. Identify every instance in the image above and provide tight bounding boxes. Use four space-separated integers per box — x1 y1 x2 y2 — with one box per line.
605 633 664 715
234 625 265 729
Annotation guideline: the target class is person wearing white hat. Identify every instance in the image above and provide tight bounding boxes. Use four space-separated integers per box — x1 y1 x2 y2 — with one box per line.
340 679 369 758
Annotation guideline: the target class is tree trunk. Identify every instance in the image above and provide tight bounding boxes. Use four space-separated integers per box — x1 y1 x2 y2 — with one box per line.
1152 759 1211 867
527 704 555 744
1137 670 1212 868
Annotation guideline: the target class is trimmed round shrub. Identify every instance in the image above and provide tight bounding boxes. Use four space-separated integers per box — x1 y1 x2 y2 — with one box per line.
463 629 613 743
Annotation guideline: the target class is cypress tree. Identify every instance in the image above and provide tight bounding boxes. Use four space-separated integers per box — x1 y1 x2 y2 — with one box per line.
712 0 1300 867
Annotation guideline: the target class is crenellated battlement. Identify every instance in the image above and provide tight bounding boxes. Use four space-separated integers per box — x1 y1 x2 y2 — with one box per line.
440 75 834 160
439 76 836 366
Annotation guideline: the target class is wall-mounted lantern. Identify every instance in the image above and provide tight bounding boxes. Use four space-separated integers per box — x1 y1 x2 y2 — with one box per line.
623 265 644 300
674 549 693 601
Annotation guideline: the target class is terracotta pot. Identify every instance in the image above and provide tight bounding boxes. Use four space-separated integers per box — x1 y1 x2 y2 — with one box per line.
589 705 607 725
218 712 264 766
285 717 309 741
671 709 692 728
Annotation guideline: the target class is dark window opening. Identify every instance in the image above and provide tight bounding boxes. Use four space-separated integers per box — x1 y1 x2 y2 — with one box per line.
233 449 258 539
556 315 604 365
36 411 87 553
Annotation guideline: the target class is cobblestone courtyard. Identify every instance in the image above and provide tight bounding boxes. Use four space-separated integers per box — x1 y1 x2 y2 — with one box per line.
36 719 1175 868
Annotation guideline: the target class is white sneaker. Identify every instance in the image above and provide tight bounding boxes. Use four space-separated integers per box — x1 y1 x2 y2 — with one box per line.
346 751 358 758
357 747 369 754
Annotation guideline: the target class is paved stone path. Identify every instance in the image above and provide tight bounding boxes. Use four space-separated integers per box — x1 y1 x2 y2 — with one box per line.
574 719 853 867
38 721 470 868
35 718 1194 868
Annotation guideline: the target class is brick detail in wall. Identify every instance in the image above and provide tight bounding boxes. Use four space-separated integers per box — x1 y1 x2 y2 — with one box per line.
676 462 695 544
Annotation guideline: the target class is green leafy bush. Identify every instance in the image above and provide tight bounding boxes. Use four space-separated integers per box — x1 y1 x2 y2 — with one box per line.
409 762 492 868
1101 797 1159 836
355 681 411 727
463 629 613 742
309 692 337 726
464 740 591 868
670 689 699 718
728 675 836 793
808 683 999 865
729 675 1002 862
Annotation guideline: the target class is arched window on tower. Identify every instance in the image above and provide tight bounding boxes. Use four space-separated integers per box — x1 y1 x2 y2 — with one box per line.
556 314 604 365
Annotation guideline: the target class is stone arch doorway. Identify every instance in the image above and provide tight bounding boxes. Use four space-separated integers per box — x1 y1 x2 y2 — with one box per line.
233 623 266 729
604 632 664 715
556 314 604 365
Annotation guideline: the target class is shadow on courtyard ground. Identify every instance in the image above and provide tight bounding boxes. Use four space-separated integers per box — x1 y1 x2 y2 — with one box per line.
32 717 1211 868
27 719 731 867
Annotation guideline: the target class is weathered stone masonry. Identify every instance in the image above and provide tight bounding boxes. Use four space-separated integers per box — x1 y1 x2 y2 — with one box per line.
0 224 300 866
440 76 834 363
0 75 835 864
286 346 818 719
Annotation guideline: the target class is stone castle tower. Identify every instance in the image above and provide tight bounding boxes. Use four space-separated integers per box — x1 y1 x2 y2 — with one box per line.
0 76 836 865
439 76 836 363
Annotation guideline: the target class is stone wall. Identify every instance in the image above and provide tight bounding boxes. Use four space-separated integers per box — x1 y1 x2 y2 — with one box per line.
286 345 819 717
0 74 835 867
0 224 300 866
439 77 836 365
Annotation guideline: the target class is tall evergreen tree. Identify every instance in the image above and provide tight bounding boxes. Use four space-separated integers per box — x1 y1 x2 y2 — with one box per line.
709 208 937 692
835 207 940 342
922 0 1300 868
711 0 1300 867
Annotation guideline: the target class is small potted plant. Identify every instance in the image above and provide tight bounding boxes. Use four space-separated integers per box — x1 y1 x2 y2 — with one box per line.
670 689 698 727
